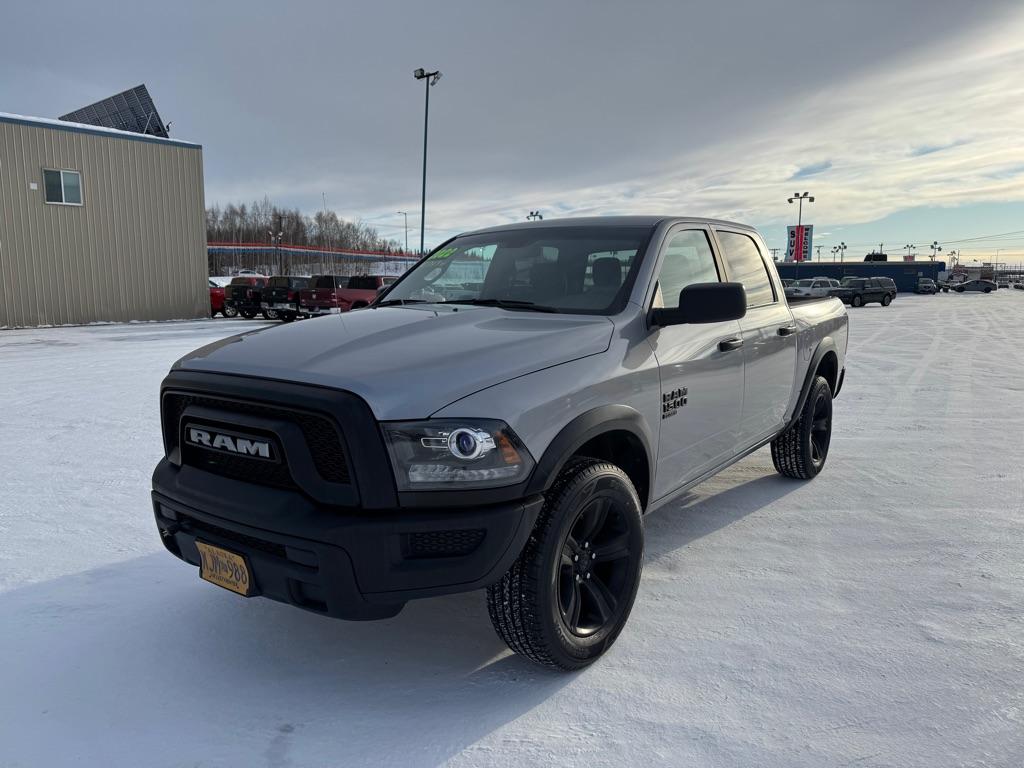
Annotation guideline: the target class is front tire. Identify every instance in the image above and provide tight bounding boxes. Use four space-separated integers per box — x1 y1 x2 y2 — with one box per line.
222 305 239 318
486 459 644 671
771 375 833 480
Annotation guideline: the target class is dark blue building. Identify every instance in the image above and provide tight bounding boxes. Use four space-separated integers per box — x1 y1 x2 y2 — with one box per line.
775 260 946 292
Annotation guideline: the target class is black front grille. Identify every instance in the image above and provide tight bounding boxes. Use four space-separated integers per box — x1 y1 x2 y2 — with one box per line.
164 392 350 486
182 441 297 490
404 529 486 559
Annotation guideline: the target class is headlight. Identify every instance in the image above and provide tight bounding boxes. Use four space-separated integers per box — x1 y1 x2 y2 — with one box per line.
382 419 535 490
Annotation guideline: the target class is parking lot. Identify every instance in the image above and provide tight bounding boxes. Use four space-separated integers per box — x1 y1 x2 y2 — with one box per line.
1 293 1022 767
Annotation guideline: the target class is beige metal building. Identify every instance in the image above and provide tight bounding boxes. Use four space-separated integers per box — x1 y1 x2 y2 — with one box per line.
0 112 207 328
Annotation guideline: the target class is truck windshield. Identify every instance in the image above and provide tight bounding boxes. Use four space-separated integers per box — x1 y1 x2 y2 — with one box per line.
380 226 651 314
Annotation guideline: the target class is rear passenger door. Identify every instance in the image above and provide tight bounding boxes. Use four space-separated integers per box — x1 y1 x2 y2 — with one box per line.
714 228 798 444
649 226 745 497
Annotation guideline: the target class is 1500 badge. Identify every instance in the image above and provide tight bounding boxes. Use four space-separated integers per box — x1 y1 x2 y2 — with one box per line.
662 387 688 418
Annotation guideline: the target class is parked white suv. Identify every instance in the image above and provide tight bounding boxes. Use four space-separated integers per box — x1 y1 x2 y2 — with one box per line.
785 277 840 299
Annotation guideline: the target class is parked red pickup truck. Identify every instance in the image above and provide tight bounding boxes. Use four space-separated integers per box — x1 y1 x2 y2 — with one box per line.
299 275 396 317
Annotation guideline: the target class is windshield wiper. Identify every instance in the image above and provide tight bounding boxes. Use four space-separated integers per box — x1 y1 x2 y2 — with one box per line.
373 298 429 307
446 298 560 313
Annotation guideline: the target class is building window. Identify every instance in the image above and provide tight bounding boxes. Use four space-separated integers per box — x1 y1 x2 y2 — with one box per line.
42 169 83 205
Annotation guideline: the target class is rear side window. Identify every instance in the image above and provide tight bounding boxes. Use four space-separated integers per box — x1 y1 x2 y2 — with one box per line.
348 276 380 290
230 277 249 286
268 276 289 288
314 276 337 289
652 230 719 309
716 231 775 307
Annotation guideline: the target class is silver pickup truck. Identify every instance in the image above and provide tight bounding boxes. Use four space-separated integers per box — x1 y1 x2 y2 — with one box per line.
152 216 848 670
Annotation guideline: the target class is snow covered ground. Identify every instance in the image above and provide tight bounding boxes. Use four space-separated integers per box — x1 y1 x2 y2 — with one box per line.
1 296 1022 767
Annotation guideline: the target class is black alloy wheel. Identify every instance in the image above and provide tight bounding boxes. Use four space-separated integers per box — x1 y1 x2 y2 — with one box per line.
808 386 832 470
851 294 863 307
486 459 644 670
557 495 636 638
771 374 833 480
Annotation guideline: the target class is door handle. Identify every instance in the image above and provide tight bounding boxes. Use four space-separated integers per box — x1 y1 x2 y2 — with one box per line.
778 325 797 336
718 337 744 352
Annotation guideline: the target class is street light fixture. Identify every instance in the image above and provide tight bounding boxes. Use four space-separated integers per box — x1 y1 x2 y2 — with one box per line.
838 241 847 262
930 240 942 262
413 67 442 255
527 210 543 221
396 211 409 253
903 243 917 261
787 191 815 226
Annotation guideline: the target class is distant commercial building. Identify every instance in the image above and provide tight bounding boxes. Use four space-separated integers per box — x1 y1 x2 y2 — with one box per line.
0 111 206 328
776 260 947 292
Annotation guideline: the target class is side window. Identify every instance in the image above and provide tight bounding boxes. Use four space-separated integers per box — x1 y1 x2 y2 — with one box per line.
43 169 83 205
716 231 775 307
652 230 719 309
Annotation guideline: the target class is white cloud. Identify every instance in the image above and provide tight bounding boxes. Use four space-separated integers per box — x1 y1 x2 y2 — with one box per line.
418 9 1024 239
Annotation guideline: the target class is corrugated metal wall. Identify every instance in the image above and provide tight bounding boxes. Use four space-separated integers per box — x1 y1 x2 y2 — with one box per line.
0 117 207 328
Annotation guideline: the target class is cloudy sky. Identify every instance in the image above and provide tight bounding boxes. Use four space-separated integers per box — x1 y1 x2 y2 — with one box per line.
3 0 1023 261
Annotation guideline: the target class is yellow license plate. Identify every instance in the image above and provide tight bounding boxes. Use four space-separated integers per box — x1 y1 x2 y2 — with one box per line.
196 541 253 596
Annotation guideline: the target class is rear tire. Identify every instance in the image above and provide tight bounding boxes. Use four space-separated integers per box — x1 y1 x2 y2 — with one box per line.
486 459 644 671
851 294 863 307
223 305 239 318
262 309 279 320
882 294 892 306
771 375 833 480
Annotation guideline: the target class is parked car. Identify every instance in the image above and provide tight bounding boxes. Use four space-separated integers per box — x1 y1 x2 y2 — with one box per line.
785 277 840 299
954 279 997 293
300 274 397 317
225 276 269 319
915 278 938 294
261 276 310 323
298 275 350 317
209 280 224 316
152 216 848 670
829 276 897 307
1015 281 1024 290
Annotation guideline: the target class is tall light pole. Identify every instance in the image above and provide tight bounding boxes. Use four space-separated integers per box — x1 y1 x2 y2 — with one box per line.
527 210 543 221
787 191 814 226
413 67 442 255
815 245 823 260
831 245 839 262
930 240 942 261
903 243 916 261
839 241 847 262
396 211 409 253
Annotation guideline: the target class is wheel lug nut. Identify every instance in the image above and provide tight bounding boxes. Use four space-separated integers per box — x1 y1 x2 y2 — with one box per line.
573 554 579 562
575 574 581 582
584 542 590 549
585 573 592 580
592 552 597 559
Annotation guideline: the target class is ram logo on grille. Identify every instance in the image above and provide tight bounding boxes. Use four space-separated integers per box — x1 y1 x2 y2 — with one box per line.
185 424 276 461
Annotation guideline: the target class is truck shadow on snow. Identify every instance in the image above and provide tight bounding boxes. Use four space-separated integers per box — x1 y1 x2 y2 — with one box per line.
0 460 797 766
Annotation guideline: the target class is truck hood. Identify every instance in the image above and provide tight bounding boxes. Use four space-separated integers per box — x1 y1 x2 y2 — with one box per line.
174 305 614 419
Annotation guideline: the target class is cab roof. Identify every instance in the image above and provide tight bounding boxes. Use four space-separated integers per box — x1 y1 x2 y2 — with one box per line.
459 215 758 237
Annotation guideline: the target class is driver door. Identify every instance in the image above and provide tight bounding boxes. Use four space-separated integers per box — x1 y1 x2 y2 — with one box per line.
648 227 745 499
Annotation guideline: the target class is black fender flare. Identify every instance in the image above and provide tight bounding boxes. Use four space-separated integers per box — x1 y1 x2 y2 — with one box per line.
525 404 654 498
784 337 839 432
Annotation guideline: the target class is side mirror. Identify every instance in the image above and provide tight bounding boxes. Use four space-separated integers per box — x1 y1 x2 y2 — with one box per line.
650 282 746 327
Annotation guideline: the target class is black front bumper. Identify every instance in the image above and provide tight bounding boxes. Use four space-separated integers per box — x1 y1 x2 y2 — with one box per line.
153 466 543 619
